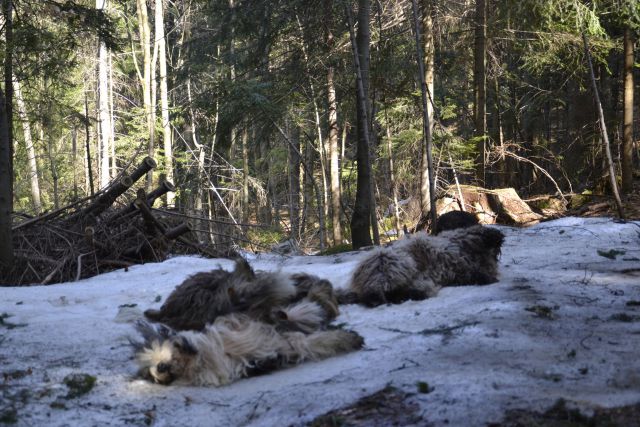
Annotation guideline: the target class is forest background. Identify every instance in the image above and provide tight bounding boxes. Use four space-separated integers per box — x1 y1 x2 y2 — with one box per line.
0 0 639 271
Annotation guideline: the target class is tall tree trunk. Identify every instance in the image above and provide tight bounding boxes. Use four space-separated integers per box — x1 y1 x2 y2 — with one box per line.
348 0 377 249
325 0 342 246
0 0 12 267
84 91 94 196
136 0 154 190
156 0 174 206
622 27 634 194
97 0 112 189
473 0 487 183
582 32 624 218
13 77 41 213
328 66 342 245
418 0 436 225
108 52 116 179
242 125 249 223
46 134 59 210
288 122 301 241
0 87 12 267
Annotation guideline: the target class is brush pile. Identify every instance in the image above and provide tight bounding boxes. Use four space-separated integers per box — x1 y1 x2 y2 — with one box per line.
3 157 232 286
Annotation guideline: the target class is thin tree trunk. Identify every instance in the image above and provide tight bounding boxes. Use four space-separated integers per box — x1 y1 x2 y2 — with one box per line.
0 87 12 267
136 0 154 190
47 134 59 210
288 122 301 241
72 127 78 199
13 76 42 213
0 0 13 267
622 28 634 194
242 125 249 223
411 0 437 231
419 0 435 218
473 0 487 183
108 51 116 179
347 0 378 249
156 0 174 206
84 91 94 196
386 125 402 236
326 0 342 246
582 32 624 218
328 66 342 245
97 0 112 189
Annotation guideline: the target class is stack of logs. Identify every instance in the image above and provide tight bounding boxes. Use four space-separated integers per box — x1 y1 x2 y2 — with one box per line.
6 157 222 286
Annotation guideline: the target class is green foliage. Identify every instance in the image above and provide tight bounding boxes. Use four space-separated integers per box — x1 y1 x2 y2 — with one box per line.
246 227 285 248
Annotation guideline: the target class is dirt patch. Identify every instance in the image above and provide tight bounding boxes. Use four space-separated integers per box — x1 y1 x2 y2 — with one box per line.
492 399 640 427
308 385 424 426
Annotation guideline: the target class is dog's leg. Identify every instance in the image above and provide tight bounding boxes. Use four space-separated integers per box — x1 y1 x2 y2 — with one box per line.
281 329 364 362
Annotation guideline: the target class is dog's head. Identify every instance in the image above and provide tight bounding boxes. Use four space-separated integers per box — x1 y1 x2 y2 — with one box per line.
133 321 198 385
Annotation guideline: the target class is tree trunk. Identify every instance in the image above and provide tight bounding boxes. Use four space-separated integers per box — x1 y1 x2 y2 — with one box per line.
348 0 377 249
418 0 436 226
582 32 624 218
97 0 112 190
1 0 13 268
84 91 94 196
0 87 12 267
288 122 301 241
324 0 342 246
156 0 174 206
136 0 154 190
242 125 249 223
13 76 42 213
473 0 487 183
622 27 634 194
328 67 343 245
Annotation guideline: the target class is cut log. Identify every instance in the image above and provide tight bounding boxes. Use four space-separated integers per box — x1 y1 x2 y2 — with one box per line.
147 181 175 207
437 185 542 226
129 156 157 183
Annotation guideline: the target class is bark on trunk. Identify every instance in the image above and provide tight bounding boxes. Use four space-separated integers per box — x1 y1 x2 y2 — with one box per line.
348 0 377 249
473 0 487 183
97 0 112 190
288 122 301 241
622 28 634 194
0 87 13 267
14 76 42 213
136 0 154 190
156 0 174 206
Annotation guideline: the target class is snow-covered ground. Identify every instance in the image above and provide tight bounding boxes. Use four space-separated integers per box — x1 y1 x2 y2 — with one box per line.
1 217 640 426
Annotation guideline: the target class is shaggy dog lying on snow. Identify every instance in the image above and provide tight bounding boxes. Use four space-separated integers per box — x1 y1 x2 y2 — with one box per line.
339 225 504 307
132 315 364 386
144 258 339 333
134 258 360 386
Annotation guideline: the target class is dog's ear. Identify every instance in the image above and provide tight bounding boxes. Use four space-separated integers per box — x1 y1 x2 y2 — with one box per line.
233 257 255 280
173 336 198 355
135 320 174 346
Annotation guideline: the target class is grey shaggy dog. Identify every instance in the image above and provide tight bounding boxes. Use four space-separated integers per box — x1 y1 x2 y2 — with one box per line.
144 258 339 333
342 225 504 307
132 315 364 386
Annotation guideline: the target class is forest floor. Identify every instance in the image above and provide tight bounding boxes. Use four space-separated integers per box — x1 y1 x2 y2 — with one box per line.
1 216 640 426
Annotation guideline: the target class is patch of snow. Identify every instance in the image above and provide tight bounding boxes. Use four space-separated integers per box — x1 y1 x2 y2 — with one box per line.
1 217 640 426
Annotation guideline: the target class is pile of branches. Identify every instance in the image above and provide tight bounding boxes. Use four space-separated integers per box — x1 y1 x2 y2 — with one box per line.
4 157 234 286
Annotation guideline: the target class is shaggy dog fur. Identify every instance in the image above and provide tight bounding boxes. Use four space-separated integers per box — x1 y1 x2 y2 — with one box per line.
342 225 504 306
434 210 479 234
133 315 364 386
144 258 339 333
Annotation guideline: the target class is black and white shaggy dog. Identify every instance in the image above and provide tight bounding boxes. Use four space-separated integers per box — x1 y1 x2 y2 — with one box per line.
341 225 504 307
132 315 364 386
144 258 339 333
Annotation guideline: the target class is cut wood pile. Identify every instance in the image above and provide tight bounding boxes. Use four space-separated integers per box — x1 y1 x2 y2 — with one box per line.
3 157 233 286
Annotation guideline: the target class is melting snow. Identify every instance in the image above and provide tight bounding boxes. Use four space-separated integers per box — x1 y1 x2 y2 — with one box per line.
1 217 640 426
